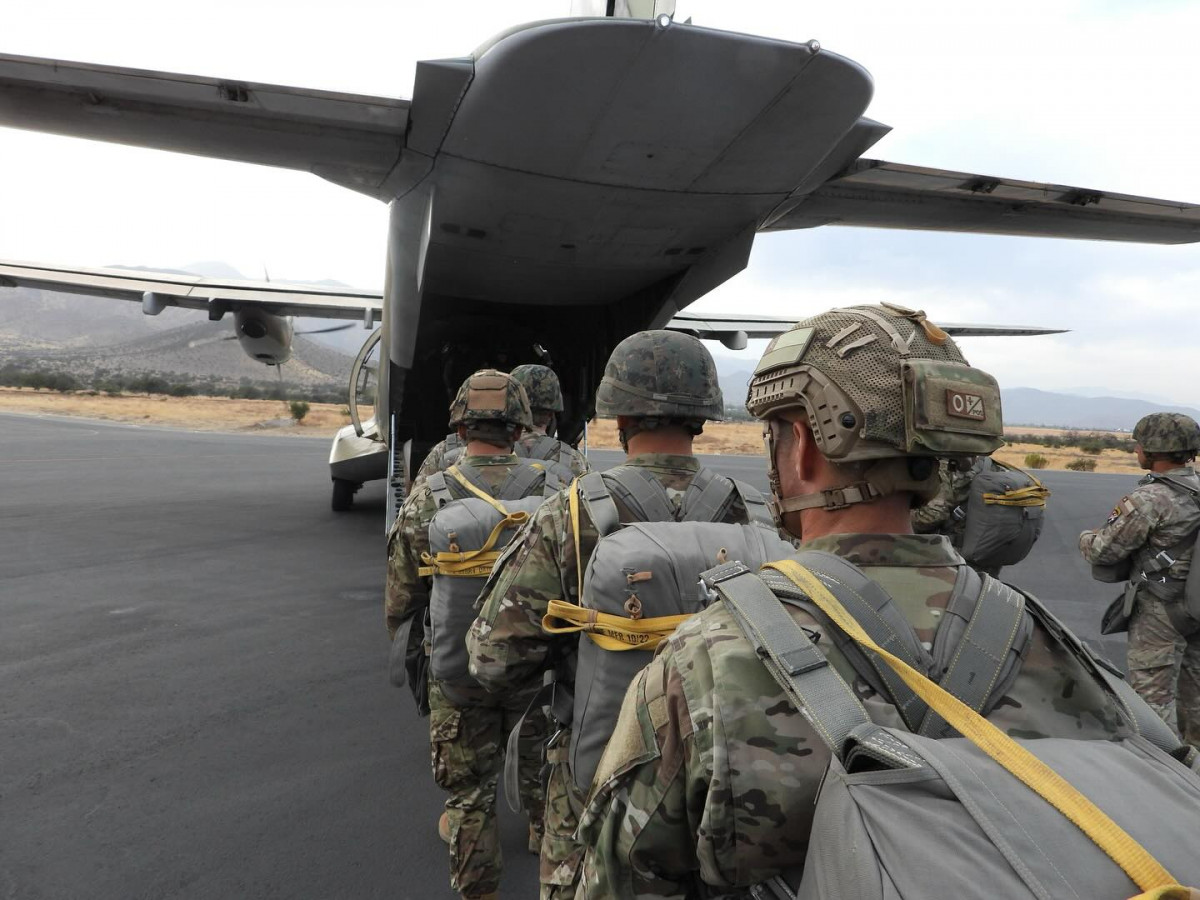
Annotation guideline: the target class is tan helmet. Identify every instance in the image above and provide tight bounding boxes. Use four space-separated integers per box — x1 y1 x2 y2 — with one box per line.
447 369 533 440
747 304 1004 517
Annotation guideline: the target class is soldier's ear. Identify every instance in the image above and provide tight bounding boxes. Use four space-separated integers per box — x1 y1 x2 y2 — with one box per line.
793 419 822 484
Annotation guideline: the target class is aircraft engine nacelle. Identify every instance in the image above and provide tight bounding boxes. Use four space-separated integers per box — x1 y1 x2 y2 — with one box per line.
234 309 293 366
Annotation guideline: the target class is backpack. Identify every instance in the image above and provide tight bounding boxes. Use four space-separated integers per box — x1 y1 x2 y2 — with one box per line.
706 553 1200 900
560 520 794 792
501 465 778 808
421 461 555 702
958 458 1049 570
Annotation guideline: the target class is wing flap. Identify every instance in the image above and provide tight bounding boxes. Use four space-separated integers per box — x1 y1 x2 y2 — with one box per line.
0 260 382 320
767 159 1200 244
667 310 1065 340
0 54 409 198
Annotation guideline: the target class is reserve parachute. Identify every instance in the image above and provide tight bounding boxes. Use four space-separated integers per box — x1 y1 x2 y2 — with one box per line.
958 458 1049 570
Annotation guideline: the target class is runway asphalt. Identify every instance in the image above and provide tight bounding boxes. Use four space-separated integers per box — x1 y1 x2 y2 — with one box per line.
1 416 1140 899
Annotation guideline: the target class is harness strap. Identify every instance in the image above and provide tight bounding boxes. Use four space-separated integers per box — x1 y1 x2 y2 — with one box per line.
503 671 575 813
521 433 559 461
733 478 775 529
604 466 677 523
919 572 1029 738
425 472 455 509
445 464 507 515
761 550 933 732
542 598 690 651
681 467 734 524
496 461 546 501
766 559 1182 895
709 563 871 756
577 471 619 538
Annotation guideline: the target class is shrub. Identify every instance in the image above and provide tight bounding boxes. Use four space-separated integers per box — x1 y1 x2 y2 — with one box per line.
1024 453 1049 469
1079 439 1105 455
1066 458 1097 472
289 400 311 422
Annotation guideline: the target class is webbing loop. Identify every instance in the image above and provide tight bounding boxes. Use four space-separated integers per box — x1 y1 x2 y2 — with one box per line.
419 510 529 577
542 598 690 651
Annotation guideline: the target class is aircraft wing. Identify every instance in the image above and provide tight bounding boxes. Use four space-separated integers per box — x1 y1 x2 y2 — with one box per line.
667 310 1066 342
0 260 382 321
0 53 408 198
767 159 1200 244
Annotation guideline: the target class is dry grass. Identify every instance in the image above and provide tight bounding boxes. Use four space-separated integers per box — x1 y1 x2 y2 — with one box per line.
0 387 351 435
0 394 1144 473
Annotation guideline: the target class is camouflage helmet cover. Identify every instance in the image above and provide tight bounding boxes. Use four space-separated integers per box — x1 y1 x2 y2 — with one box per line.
747 304 1004 462
1133 412 1200 454
594 330 723 421
509 364 565 413
447 369 534 430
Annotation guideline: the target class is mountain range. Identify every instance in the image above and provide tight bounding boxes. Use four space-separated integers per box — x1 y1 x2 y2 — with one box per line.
0 265 1193 430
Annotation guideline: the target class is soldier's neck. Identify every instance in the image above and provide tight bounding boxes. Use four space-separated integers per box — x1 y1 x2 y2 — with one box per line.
1149 459 1184 474
624 432 695 457
466 439 513 456
795 493 916 540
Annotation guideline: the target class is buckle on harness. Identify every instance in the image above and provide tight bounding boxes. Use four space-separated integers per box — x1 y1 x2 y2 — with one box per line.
1155 550 1177 568
702 561 752 586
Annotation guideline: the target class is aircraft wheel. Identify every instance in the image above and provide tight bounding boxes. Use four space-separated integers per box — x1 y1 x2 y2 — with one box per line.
331 478 359 512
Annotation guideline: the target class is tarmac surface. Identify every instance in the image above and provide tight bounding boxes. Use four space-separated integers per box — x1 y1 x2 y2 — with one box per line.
0 415 1140 899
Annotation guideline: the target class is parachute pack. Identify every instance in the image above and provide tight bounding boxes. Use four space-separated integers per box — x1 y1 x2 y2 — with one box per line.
420 462 557 702
958 458 1049 570
706 553 1200 900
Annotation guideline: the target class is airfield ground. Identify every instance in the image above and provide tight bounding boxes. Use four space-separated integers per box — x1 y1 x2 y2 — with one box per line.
0 412 1135 899
0 388 1142 473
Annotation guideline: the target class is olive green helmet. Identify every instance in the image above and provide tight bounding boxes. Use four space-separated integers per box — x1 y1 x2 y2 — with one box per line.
509 364 564 413
447 369 533 431
1132 412 1200 454
594 330 723 422
748 304 1004 462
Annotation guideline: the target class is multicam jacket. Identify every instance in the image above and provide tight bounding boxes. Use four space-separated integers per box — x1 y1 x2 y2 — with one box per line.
911 458 978 545
577 533 1131 898
385 452 528 640
1080 466 1200 593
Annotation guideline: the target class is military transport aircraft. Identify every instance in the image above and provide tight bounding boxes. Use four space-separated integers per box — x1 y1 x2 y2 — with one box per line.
2 5 1198 520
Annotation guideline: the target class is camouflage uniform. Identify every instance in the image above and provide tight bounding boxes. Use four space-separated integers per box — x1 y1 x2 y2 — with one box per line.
1080 465 1200 746
577 532 1131 898
468 331 730 900
417 429 588 482
468 455 758 897
415 432 466 482
385 370 544 900
577 305 1150 897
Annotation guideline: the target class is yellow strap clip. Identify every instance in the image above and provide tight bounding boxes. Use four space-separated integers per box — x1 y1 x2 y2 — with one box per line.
419 510 530 577
764 558 1183 895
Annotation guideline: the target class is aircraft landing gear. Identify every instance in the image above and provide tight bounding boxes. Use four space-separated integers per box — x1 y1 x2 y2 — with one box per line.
331 478 361 512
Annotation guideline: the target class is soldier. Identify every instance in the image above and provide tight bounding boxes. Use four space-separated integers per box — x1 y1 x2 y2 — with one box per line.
577 305 1162 897
466 330 770 900
1080 412 1200 745
509 363 590 478
911 458 978 541
416 365 588 481
384 369 547 900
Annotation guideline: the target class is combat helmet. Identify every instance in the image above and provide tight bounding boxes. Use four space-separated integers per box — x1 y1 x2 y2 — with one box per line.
510 364 565 413
594 330 724 430
747 304 1004 517
1132 412 1200 455
447 369 533 443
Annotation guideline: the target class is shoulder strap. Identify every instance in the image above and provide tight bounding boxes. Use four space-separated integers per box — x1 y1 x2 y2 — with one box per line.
680 467 737 523
733 478 775 529
761 550 933 732
602 466 677 523
1150 472 1200 499
444 464 507 515
704 562 870 757
577 471 619 537
918 570 1030 738
496 461 547 501
425 472 455 509
520 434 559 461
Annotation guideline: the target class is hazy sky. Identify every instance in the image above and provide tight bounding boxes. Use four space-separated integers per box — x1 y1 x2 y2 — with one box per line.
3 1 1199 404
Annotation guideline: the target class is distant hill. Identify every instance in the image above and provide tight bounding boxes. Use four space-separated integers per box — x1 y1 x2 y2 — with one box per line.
1003 388 1200 431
